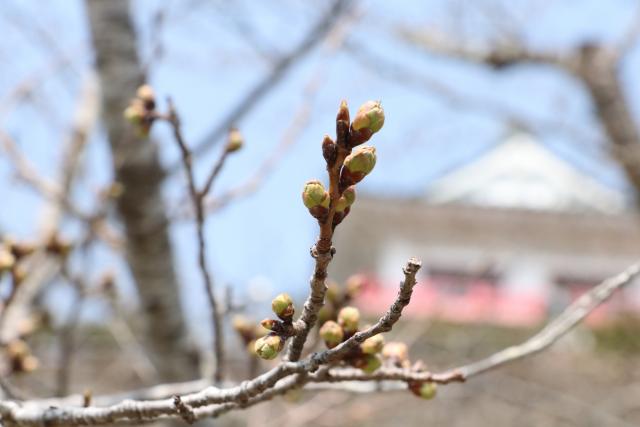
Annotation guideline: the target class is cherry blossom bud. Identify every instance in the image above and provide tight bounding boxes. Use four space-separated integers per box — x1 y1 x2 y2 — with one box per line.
335 186 356 212
382 342 409 366
336 100 350 146
340 146 376 187
260 319 278 331
322 135 337 166
360 334 384 355
358 354 382 373
271 293 295 320
337 306 360 334
302 180 330 209
409 382 437 400
350 101 384 147
225 128 244 153
319 320 344 348
254 334 284 360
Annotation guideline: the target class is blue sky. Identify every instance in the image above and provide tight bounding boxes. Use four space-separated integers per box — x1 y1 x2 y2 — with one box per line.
1 0 639 336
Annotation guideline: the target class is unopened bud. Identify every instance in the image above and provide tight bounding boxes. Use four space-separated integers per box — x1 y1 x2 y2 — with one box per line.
322 135 337 166
319 320 344 348
337 306 360 334
357 354 382 374
335 186 356 212
350 101 384 147
340 146 376 187
409 381 437 400
302 180 330 209
254 334 284 360
345 273 366 298
123 101 145 125
361 334 384 355
352 101 384 133
226 128 244 152
271 293 295 320
337 100 350 123
382 342 409 365
136 84 156 105
261 318 278 331
336 100 350 146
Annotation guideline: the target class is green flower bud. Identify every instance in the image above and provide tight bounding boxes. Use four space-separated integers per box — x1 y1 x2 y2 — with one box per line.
352 100 384 133
123 101 145 125
382 342 409 365
260 318 278 331
225 128 244 152
319 320 344 349
349 101 384 147
360 334 384 355
271 293 295 320
335 186 356 212
409 382 437 400
340 146 376 187
302 180 330 209
254 334 284 360
358 354 382 373
337 306 360 334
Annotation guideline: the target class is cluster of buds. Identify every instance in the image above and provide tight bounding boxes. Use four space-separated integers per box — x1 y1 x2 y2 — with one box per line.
253 293 297 360
4 339 39 374
302 100 384 228
123 84 157 137
318 274 366 325
318 306 384 373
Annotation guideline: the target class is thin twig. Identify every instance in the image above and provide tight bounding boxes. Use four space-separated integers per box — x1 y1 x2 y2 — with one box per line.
167 100 226 382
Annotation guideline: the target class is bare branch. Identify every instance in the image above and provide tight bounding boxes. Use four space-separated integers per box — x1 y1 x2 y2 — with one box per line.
167 0 353 172
1 259 637 425
166 101 226 382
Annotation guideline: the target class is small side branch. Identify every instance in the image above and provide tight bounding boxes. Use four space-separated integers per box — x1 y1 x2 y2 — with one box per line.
167 101 226 382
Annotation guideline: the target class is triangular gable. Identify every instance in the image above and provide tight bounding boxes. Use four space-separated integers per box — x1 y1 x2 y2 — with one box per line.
426 133 627 214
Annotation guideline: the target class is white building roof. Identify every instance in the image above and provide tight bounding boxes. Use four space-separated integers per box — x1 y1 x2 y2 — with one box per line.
426 133 627 214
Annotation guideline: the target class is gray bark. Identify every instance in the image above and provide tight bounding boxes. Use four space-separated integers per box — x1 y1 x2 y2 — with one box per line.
85 0 197 382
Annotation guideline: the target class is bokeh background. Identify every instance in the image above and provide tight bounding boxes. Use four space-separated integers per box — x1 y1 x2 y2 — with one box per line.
1 1 640 426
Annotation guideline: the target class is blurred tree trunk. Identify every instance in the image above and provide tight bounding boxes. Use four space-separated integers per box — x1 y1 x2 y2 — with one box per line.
86 0 198 383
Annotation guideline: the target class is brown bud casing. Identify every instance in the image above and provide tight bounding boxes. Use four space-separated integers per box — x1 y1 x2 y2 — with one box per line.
322 135 337 166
